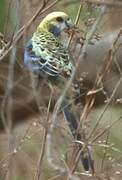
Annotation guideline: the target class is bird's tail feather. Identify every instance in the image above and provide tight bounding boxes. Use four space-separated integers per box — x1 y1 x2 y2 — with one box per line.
61 101 94 172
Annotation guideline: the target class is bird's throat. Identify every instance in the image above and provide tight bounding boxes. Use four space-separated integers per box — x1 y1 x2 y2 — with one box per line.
49 25 61 37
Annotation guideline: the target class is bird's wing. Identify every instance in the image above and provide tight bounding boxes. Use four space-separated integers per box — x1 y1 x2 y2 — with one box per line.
24 39 60 76
24 32 73 77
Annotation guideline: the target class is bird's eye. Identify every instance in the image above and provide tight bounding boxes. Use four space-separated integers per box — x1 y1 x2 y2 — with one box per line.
56 16 64 22
67 17 70 21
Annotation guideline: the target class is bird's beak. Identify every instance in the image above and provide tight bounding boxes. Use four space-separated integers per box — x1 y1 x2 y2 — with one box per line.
65 19 74 30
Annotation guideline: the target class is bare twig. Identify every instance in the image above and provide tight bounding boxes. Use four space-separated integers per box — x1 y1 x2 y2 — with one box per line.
67 4 83 48
34 89 54 180
87 29 122 140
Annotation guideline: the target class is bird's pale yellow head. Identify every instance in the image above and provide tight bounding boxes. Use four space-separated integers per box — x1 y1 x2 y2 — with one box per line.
37 11 73 36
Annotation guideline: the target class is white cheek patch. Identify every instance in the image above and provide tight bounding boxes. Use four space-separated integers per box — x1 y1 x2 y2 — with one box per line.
57 22 67 31
61 22 68 31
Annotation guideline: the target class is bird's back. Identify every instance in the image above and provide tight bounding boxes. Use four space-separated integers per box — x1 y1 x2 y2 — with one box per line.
24 30 73 78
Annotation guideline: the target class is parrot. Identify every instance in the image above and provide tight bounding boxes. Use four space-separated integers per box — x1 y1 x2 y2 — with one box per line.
24 11 93 172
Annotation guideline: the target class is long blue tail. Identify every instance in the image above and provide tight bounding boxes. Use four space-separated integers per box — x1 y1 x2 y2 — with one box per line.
61 101 94 172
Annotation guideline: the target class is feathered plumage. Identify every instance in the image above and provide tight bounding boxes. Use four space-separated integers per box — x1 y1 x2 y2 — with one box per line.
24 11 93 172
24 11 73 78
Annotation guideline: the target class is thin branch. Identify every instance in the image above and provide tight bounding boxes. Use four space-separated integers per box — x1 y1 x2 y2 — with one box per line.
34 89 54 180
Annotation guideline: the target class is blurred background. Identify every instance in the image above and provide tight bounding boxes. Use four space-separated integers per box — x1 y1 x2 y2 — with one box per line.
0 0 122 180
